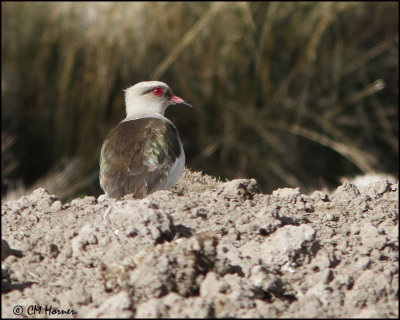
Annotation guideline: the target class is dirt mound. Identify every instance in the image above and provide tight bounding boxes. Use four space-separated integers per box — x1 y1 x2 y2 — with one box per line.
1 169 398 318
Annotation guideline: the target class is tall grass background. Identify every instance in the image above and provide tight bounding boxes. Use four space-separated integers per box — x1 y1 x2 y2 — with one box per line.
2 2 398 201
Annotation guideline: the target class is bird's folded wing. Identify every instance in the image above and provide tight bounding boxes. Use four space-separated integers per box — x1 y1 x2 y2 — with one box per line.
100 118 181 198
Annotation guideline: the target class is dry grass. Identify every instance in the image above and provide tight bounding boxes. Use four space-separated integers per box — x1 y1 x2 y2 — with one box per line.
2 2 398 200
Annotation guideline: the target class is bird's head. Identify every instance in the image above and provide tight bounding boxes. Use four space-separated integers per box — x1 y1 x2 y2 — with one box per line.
124 81 191 120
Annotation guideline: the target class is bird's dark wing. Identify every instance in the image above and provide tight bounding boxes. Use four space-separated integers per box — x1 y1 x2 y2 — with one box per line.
99 118 181 198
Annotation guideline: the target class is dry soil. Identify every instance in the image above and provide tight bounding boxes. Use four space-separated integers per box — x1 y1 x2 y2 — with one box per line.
1 169 398 318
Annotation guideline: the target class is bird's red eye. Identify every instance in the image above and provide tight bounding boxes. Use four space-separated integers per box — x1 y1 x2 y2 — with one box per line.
152 87 163 96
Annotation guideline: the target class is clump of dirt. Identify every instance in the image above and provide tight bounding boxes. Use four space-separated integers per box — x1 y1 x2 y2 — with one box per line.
1 169 398 318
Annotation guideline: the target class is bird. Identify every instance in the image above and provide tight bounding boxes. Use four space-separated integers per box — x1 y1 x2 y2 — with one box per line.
99 81 191 199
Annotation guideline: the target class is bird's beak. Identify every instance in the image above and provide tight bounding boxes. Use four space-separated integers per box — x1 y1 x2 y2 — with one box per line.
170 95 192 107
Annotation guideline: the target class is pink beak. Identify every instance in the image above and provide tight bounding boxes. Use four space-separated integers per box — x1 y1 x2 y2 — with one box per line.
171 95 192 107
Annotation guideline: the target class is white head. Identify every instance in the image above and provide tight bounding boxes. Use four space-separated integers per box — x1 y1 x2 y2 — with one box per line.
124 81 191 120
